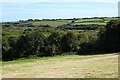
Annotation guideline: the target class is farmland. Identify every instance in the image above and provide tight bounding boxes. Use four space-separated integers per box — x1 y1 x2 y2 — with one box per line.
31 20 72 27
1 17 119 78
2 17 118 37
2 53 118 78
73 22 106 25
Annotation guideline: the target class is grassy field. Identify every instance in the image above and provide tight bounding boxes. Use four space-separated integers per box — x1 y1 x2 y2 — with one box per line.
72 18 118 26
73 22 106 25
32 20 71 27
75 19 104 23
2 53 118 78
104 18 118 22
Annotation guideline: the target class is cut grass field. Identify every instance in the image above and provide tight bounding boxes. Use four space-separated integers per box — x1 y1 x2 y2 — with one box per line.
2 53 118 78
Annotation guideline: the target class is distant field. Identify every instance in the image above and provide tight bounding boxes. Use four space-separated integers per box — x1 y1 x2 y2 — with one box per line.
75 19 104 23
74 18 118 26
74 18 118 22
2 17 118 38
2 53 118 78
32 20 72 27
104 18 118 22
73 22 106 25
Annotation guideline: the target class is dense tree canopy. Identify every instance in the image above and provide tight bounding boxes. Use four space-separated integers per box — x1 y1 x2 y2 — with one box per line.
2 20 120 61
97 20 120 52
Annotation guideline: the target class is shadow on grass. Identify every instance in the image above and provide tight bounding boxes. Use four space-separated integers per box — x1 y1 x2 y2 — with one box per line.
77 51 119 56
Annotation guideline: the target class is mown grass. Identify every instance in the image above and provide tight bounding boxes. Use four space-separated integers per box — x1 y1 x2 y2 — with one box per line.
2 53 118 78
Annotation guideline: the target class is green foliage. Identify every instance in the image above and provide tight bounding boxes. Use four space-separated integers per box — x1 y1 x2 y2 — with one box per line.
2 38 10 53
2 36 18 61
2 18 120 61
8 37 17 48
77 31 98 54
47 32 62 46
15 32 34 57
47 32 63 54
15 30 45 58
61 32 79 52
97 20 120 52
78 43 95 55
40 44 59 56
32 30 45 55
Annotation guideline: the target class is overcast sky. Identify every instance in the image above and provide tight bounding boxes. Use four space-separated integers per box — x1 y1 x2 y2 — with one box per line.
1 0 119 22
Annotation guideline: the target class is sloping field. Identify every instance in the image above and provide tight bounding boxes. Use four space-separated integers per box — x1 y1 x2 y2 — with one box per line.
32 20 71 27
73 19 106 26
2 53 118 78
104 18 118 22
75 19 104 23
73 22 106 25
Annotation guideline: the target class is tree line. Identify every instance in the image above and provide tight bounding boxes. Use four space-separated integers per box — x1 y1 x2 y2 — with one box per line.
2 20 120 61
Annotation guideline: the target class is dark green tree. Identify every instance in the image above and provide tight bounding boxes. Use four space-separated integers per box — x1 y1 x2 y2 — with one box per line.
15 32 34 58
61 32 79 52
32 30 45 56
77 32 98 55
2 38 11 60
8 36 17 48
97 20 120 52
47 32 63 55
